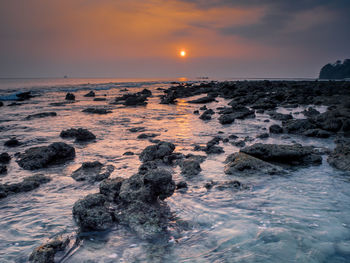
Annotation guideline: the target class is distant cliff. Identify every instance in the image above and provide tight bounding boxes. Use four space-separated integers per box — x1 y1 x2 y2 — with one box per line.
319 59 350 79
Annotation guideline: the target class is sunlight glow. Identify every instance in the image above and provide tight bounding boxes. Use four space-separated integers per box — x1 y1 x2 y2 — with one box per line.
180 50 186 57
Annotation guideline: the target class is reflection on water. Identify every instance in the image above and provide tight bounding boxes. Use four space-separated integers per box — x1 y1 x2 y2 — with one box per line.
0 81 349 262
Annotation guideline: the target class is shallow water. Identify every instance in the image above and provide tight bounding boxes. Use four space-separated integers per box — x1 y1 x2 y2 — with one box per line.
0 81 349 262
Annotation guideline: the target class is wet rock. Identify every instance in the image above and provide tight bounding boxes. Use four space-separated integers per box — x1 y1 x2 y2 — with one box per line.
228 134 239 140
4 138 21 147
303 107 320 117
84 91 95 97
138 161 158 174
93 98 106 101
137 133 160 139
128 127 146 133
251 101 277 110
99 177 125 202
283 119 316 134
218 114 235 124
17 142 75 170
232 140 246 147
224 152 284 175
188 95 215 104
176 181 188 190
29 235 69 263
180 159 202 177
241 143 322 166
269 124 283 134
204 180 248 191
0 174 51 199
65 93 75 101
303 129 332 138
72 193 114 231
193 110 199 115
267 112 293 121
0 165 7 174
71 161 114 182
199 109 214 120
0 101 3 107
123 151 134 156
139 141 175 162
16 91 34 101
257 133 269 139
0 153 11 163
327 139 350 171
60 128 96 142
160 90 176 104
25 112 57 120
124 94 148 106
82 108 112 114
200 105 207 110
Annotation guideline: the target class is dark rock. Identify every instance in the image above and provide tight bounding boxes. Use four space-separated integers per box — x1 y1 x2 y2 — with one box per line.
218 114 235 125
193 110 199 115
327 139 350 171
1 174 51 199
4 138 21 147
72 193 113 231
257 133 269 139
7 102 22 106
269 124 283 134
84 91 96 97
303 129 332 138
128 127 146 133
17 142 75 170
176 181 188 190
137 133 160 139
29 235 70 263
65 93 75 101
25 112 57 120
319 59 350 79
241 143 322 166
180 159 201 177
232 140 246 147
99 177 125 202
71 161 114 182
93 98 106 101
205 180 248 191
200 105 207 110
188 96 215 104
138 161 158 174
124 95 148 106
283 119 316 134
303 107 320 117
0 153 11 163
0 101 3 107
268 112 293 121
60 128 96 142
16 91 34 101
139 141 175 162
82 108 112 114
199 109 214 120
228 134 239 140
224 152 284 175
123 151 134 156
0 165 7 174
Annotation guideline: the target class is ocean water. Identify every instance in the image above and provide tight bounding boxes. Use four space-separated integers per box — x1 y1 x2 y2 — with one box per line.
0 79 349 262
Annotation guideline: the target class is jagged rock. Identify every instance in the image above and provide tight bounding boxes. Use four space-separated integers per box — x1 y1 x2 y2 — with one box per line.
84 91 95 97
204 180 248 191
72 193 113 231
180 159 202 177
60 128 96 142
25 112 57 120
241 143 322 166
0 174 51 199
29 235 69 263
139 141 175 162
327 139 350 171
65 93 75 101
218 114 235 124
269 124 283 134
99 177 125 202
4 138 21 147
17 142 75 170
71 161 114 182
138 161 158 174
0 152 11 163
283 119 317 134
82 108 112 114
224 152 284 175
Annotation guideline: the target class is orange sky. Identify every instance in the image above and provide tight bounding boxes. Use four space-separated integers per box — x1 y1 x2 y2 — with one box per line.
0 0 349 78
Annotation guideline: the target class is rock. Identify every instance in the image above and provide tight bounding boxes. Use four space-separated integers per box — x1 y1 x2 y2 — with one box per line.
137 133 160 139
218 114 235 125
84 91 95 97
17 142 75 170
241 143 322 166
257 133 269 139
25 112 57 120
72 193 113 231
200 105 207 110
65 93 75 101
0 174 51 199
29 235 70 263
71 161 114 182
160 91 176 104
204 180 248 191
0 165 7 174
0 101 3 107
139 141 175 162
0 152 11 163
124 94 148 106
82 108 112 114
267 112 293 121
188 96 215 104
232 140 246 147
319 59 350 79
93 98 106 101
176 181 188 190
303 107 320 117
180 159 201 177
303 129 332 138
123 151 134 156
60 128 96 142
193 110 199 115
269 124 283 134
199 109 214 120
283 119 316 134
224 152 284 175
99 177 125 202
4 138 21 147
138 161 158 174
327 139 350 171
16 91 34 101
128 127 146 133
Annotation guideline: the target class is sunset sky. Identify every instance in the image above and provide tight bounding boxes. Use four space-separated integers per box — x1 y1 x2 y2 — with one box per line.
0 0 349 78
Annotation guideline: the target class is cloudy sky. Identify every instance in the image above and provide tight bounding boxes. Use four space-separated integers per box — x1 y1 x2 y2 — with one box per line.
0 0 349 78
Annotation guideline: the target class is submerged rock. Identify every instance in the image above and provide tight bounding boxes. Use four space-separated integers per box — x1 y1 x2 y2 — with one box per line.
71 161 114 182
0 152 11 163
82 108 112 114
224 152 284 175
4 138 21 147
65 93 75 101
128 127 146 133
0 174 51 199
204 180 248 191
17 142 75 170
269 124 283 134
29 235 69 263
139 141 175 162
84 90 95 97
137 133 160 139
60 128 96 142
25 112 57 120
241 143 322 166
327 139 350 171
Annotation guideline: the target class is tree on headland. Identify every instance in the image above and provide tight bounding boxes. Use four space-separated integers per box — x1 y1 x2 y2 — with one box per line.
319 59 350 79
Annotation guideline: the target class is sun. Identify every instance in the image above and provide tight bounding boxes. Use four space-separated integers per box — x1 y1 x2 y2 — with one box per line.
180 50 186 57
